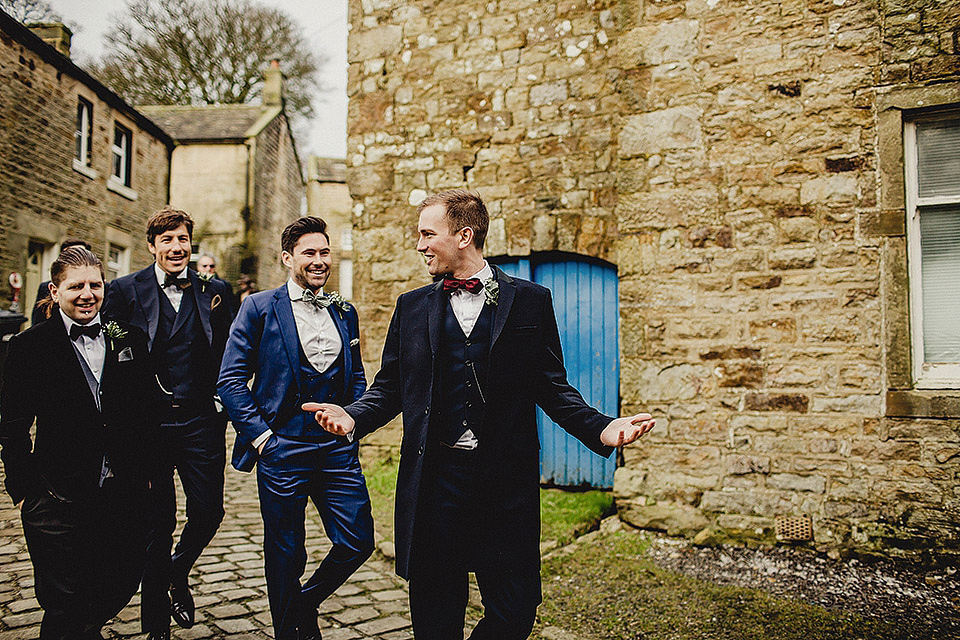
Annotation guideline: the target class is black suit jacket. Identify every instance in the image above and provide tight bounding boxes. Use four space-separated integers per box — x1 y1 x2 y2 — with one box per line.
347 265 614 578
102 265 232 374
0 317 159 504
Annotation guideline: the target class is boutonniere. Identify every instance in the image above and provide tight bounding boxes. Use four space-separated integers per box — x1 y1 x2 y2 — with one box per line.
103 321 127 350
483 278 499 306
197 271 214 292
326 291 352 314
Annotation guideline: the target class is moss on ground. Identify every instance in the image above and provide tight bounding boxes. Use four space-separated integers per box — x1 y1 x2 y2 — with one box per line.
535 531 905 640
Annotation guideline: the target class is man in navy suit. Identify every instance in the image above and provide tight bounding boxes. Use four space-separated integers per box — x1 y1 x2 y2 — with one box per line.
102 207 233 640
218 217 374 640
307 190 656 640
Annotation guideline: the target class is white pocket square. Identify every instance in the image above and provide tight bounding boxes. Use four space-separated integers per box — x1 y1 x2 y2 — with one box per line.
118 346 134 362
350 338 360 347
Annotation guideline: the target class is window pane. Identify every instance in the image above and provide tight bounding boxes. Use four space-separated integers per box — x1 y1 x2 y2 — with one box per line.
919 204 960 362
917 118 960 199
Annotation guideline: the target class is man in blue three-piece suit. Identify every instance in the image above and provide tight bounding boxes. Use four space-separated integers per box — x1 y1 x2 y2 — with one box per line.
218 217 373 640
101 207 234 640
306 190 657 640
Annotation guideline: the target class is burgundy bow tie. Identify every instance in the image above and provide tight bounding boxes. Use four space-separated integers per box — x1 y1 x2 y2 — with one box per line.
443 277 483 294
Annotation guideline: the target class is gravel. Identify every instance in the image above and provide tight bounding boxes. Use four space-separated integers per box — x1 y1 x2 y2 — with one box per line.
645 535 960 639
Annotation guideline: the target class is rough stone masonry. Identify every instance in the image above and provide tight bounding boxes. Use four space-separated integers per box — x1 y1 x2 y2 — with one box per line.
345 0 960 564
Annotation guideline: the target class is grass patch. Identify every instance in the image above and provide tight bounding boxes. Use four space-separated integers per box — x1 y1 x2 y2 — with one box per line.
536 531 903 640
540 487 614 546
362 455 614 547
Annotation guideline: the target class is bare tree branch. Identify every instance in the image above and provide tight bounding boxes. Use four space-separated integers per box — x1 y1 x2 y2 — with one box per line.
1 0 61 23
89 0 324 120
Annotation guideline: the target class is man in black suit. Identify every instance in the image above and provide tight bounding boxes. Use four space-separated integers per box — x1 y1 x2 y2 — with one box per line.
1 246 158 640
306 189 655 639
102 207 233 640
196 254 236 318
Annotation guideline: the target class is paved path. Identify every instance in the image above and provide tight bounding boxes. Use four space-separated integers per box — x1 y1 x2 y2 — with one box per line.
0 449 416 640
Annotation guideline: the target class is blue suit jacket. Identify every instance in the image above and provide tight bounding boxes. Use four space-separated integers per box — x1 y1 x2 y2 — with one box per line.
217 285 366 472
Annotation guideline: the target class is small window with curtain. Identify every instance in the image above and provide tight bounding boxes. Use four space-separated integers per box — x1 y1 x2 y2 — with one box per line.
905 111 960 388
111 122 132 187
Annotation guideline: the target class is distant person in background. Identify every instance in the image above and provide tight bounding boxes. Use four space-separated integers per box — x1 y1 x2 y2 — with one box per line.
197 254 236 318
236 274 257 308
31 239 92 326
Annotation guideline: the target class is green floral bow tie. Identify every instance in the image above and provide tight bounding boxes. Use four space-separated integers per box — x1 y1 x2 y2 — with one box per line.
300 289 332 309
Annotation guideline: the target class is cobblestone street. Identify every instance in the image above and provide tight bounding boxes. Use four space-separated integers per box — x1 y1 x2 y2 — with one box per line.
0 443 416 640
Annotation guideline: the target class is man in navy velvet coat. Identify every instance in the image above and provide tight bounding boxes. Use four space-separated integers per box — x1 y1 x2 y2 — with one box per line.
307 190 656 640
218 217 373 640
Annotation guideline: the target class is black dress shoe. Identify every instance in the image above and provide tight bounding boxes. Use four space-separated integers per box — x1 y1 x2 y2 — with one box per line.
147 629 170 640
297 615 322 640
169 581 195 629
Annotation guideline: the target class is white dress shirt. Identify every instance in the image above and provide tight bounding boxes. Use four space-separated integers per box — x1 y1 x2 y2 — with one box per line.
61 309 106 383
447 261 493 450
253 281 344 450
155 263 188 312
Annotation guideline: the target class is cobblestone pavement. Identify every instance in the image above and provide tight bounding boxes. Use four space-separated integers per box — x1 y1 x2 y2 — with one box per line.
0 449 416 640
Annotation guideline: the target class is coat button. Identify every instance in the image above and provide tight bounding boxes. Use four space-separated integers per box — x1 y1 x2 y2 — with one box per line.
465 340 472 347
424 406 430 415
466 380 472 387
462 420 468 427
418 446 424 455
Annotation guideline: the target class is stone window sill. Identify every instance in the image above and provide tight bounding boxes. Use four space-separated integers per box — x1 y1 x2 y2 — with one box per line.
886 390 960 418
72 159 98 180
107 177 138 201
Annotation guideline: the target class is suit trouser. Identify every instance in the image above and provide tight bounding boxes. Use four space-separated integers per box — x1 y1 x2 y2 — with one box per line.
141 411 226 632
256 434 375 640
21 481 148 640
408 446 542 640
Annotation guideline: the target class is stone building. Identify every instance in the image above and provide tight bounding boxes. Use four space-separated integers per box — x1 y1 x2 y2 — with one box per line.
139 61 304 292
0 11 173 324
307 156 354 299
346 0 960 562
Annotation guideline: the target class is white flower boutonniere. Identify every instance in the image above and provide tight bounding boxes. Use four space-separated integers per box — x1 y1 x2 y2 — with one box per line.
483 278 499 306
197 271 214 292
326 291 352 313
103 321 127 350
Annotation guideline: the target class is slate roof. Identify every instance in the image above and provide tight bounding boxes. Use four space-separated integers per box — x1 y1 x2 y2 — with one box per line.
137 105 269 142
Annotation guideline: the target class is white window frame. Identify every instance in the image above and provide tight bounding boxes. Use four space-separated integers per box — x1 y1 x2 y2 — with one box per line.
904 112 960 388
72 97 97 179
105 242 131 281
111 122 132 186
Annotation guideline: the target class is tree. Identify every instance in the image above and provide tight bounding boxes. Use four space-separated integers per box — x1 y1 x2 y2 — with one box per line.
92 0 323 120
0 0 62 23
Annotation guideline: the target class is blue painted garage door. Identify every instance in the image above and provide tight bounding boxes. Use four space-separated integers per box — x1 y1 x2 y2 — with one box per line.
492 255 619 488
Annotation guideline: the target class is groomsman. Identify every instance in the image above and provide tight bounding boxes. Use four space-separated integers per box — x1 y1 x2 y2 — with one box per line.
219 217 373 640
102 207 233 640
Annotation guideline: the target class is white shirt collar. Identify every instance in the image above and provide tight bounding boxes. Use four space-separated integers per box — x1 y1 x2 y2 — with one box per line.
287 279 324 302
60 309 102 335
469 261 493 282
154 263 189 286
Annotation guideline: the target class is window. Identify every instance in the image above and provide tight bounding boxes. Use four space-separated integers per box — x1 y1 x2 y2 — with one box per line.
905 112 960 388
74 97 92 166
111 123 132 187
105 243 130 281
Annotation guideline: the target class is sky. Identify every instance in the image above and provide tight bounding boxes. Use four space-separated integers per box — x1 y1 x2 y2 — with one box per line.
47 0 350 159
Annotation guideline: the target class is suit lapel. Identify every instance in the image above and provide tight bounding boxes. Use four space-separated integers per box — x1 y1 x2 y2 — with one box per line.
326 304 353 397
273 287 302 387
50 318 101 415
490 265 515 349
427 280 444 355
133 266 160 349
190 270 214 345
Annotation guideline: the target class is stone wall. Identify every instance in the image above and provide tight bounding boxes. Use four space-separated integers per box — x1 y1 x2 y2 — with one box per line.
347 0 960 561
0 15 170 321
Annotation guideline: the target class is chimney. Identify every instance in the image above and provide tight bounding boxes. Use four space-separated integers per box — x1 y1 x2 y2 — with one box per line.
28 23 72 58
263 58 283 107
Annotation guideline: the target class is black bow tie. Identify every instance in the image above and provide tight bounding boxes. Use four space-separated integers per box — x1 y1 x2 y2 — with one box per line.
70 322 101 341
442 277 483 294
163 273 191 290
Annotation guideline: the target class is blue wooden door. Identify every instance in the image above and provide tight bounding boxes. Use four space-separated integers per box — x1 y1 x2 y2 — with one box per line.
493 255 619 488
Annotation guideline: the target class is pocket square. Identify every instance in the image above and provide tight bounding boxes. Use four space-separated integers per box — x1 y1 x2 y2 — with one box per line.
350 338 360 347
211 294 222 311
118 346 134 362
